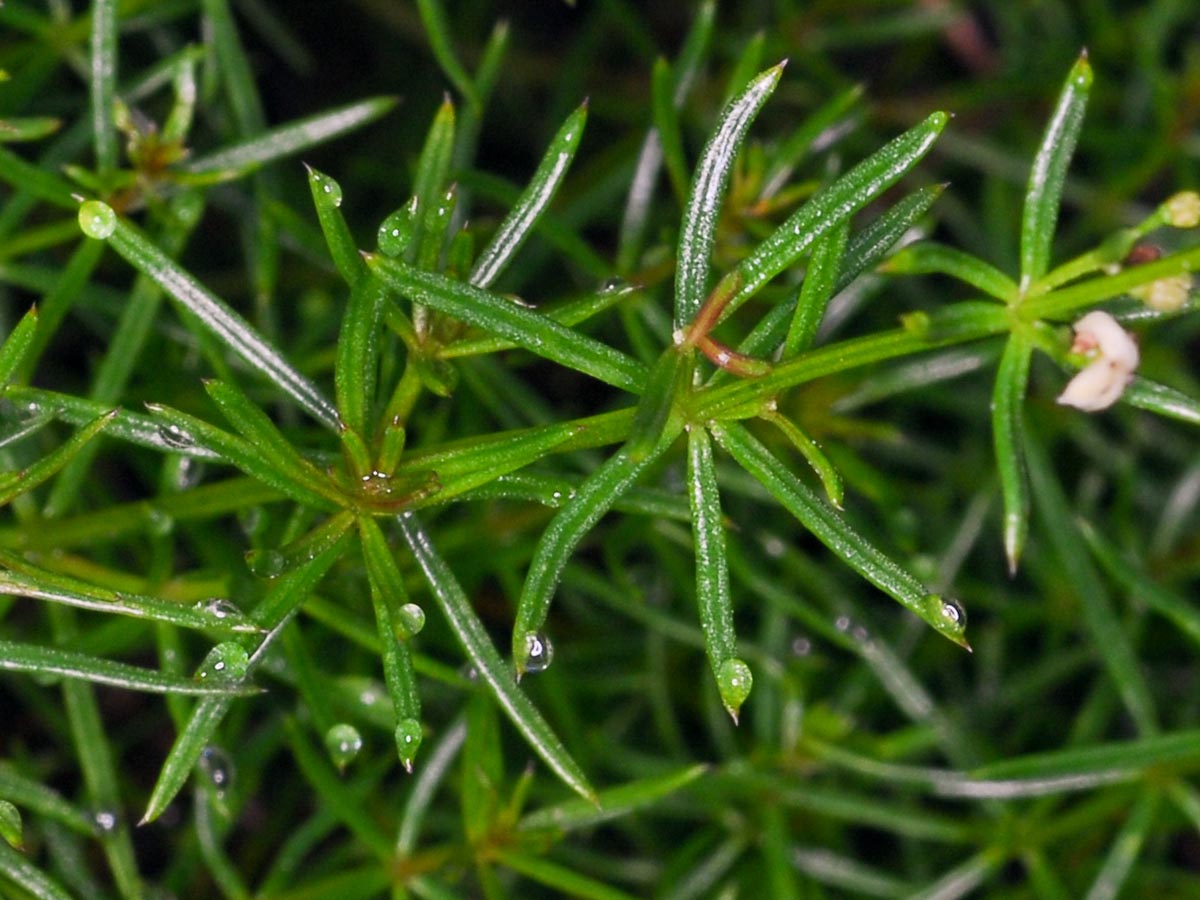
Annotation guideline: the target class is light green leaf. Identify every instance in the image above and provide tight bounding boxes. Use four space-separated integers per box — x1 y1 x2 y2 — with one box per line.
992 333 1033 573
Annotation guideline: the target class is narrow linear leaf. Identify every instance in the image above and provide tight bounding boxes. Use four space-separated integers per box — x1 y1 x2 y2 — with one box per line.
0 840 74 900
1024 428 1158 735
1122 375 1200 426
335 277 385 437
397 513 596 802
0 146 77 209
760 408 844 508
0 763 97 837
142 534 350 823
992 333 1033 573
306 166 364 285
203 379 341 502
493 850 642 900
675 63 784 329
410 96 456 269
0 117 61 143
1084 791 1159 900
367 254 647 393
975 729 1200 781
89 0 118 175
0 411 115 507
0 640 260 695
627 348 688 462
0 554 257 634
784 218 849 358
1077 520 1200 648
519 764 706 834
82 205 340 428
883 241 1018 301
712 422 969 646
729 111 947 319
651 58 689 203
1020 52 1092 291
358 517 422 769
185 97 397 174
144 402 342 510
687 428 750 720
414 0 480 108
0 306 37 385
514 440 671 672
471 101 588 289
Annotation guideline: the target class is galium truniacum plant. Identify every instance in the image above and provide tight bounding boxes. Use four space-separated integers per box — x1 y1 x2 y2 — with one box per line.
2 4 1199 896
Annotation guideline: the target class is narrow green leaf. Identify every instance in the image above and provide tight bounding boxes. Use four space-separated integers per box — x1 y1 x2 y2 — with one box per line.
0 763 99 837
201 0 266 134
493 850 642 900
471 101 588 289
0 306 37 385
974 729 1200 780
1123 375 1200 426
729 111 947 319
144 402 342 510
1019 52 1092 291
514 441 671 673
1084 791 1159 900
335 276 384 436
687 428 750 720
17 237 105 383
784 218 849 358
627 348 688 462
0 640 259 695
89 0 118 176
0 146 77 209
675 63 784 329
1024 428 1158 735
0 552 257 634
760 408 844 508
306 165 364 285
760 83 863 200
142 533 350 823
185 97 397 174
905 849 1001 900
366 254 647 393
0 840 74 900
1078 521 1200 648
883 241 1018 301
712 422 969 646
85 207 339 428
203 378 341 502
358 517 423 769
519 764 706 833
397 513 596 802
0 800 21 849
0 117 60 143
414 0 480 108
0 411 115 507
411 96 456 269
650 58 688 204
992 333 1033 573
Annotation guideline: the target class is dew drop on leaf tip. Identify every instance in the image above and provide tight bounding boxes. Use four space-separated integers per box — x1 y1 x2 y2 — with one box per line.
325 723 364 772
520 630 555 674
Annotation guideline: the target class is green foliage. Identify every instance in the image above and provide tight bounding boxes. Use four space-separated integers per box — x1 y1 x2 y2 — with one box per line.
2 2 1199 898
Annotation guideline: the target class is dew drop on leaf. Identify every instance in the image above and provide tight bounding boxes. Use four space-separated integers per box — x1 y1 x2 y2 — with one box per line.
520 630 554 674
198 745 234 794
717 658 753 722
78 200 116 239
144 507 175 537
245 547 286 579
397 602 426 637
156 423 194 450
394 717 423 772
195 642 249 682
92 808 119 834
324 723 364 772
0 799 22 849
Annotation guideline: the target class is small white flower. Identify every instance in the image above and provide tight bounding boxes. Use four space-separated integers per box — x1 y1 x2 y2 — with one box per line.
1131 273 1192 312
1056 311 1138 412
1163 191 1200 229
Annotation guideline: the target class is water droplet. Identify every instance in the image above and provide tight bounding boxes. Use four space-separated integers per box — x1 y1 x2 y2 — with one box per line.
921 593 967 635
834 615 852 632
359 470 393 498
394 718 422 772
791 636 812 657
309 169 343 207
195 642 249 682
237 506 263 538
245 547 286 579
358 687 380 707
198 745 234 793
716 658 754 721
599 276 628 293
397 603 425 637
519 630 554 674
197 598 240 620
324 724 363 772
378 202 415 257
156 423 194 450
145 507 175 537
171 457 203 491
78 200 116 239
92 808 119 834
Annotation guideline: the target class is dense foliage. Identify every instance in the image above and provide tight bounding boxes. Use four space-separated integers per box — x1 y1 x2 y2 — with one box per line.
1 2 1198 898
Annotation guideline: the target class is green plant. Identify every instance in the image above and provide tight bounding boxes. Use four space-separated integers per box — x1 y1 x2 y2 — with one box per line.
2 2 1199 898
